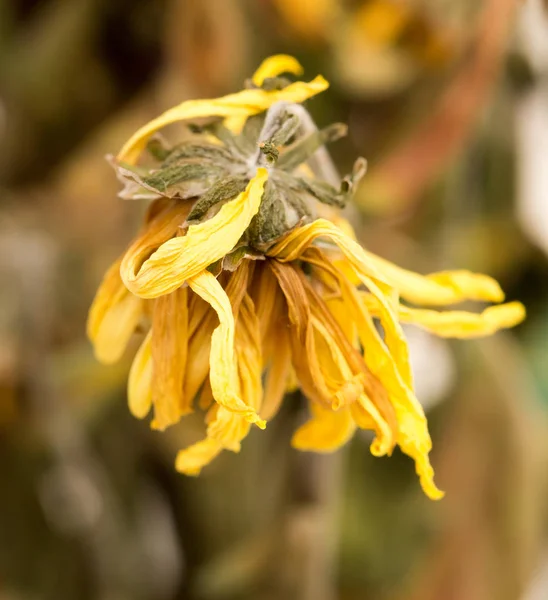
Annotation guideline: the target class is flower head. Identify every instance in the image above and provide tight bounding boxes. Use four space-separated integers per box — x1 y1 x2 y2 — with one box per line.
88 55 525 500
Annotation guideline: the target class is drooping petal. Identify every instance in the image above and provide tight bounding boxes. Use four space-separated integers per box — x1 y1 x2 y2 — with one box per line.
198 380 214 411
269 218 505 306
311 315 363 407
302 267 398 431
175 438 223 476
87 259 144 364
292 402 356 452
250 268 292 420
358 272 415 388
324 295 357 345
269 259 397 458
301 247 442 498
118 78 328 164
184 265 250 403
177 292 264 474
187 270 265 429
362 295 526 338
120 201 192 298
251 54 304 86
340 270 443 499
362 261 505 306
207 292 263 440
150 287 189 431
127 331 153 419
235 294 263 415
183 324 213 406
251 264 281 343
350 393 396 457
268 259 334 405
261 328 292 421
122 169 268 299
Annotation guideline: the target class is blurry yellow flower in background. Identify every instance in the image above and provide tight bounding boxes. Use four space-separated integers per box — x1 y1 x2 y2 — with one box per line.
271 0 456 96
87 56 525 500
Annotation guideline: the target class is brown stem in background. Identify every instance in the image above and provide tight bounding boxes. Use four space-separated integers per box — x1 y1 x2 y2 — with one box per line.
282 442 343 600
358 0 519 216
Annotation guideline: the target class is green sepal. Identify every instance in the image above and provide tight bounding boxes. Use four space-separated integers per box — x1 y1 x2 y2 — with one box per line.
187 176 249 221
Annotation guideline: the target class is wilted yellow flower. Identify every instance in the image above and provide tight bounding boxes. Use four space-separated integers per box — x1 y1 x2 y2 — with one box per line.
88 55 525 500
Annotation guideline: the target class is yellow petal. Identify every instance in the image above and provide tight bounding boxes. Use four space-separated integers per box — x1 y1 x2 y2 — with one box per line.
122 169 268 299
292 402 356 452
268 259 335 406
350 393 395 457
269 218 504 306
359 273 414 388
184 264 250 403
303 248 442 499
269 259 397 459
207 293 263 444
252 264 281 342
261 326 292 420
340 272 443 499
311 315 362 406
206 407 252 453
187 270 266 429
128 331 153 419
184 306 216 402
363 262 505 306
253 270 292 420
118 78 328 164
177 293 263 473
150 287 189 431
175 438 223 476
235 294 263 414
120 201 192 299
198 380 214 411
362 296 526 338
324 295 357 345
87 259 144 364
251 54 304 86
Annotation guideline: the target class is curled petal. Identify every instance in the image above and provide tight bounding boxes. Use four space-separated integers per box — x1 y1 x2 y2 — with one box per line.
118 78 328 164
251 54 304 85
185 264 251 403
176 438 223 476
122 170 268 299
87 259 143 364
362 295 526 338
120 201 192 298
350 394 395 457
342 274 443 499
269 218 505 306
304 248 443 499
128 331 153 419
188 271 265 429
177 294 263 474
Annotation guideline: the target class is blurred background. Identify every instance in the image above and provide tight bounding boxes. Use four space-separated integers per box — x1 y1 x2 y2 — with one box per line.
1 0 548 598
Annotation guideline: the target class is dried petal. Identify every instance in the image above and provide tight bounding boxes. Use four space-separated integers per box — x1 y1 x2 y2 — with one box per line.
87 259 144 364
118 78 328 164
362 296 526 338
151 288 189 430
187 271 265 428
122 170 268 298
128 331 153 419
251 54 304 86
